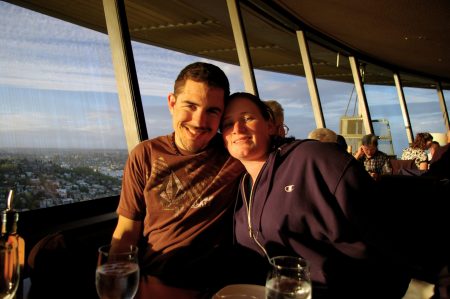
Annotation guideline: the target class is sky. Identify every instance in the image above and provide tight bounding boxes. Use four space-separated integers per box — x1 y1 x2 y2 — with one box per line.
0 1 448 156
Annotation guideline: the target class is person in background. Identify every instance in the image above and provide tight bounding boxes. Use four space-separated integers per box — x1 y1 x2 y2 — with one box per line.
428 130 450 179
111 62 253 294
307 127 338 143
336 134 350 152
220 92 410 299
308 129 351 153
354 134 392 180
264 99 288 137
428 141 440 161
401 132 433 171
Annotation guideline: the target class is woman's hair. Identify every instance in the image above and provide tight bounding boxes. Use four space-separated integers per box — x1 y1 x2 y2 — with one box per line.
225 92 294 148
412 132 433 149
227 92 274 121
361 134 378 147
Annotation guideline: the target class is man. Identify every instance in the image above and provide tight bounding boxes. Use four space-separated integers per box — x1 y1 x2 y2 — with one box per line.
354 133 392 180
264 99 288 137
111 62 247 292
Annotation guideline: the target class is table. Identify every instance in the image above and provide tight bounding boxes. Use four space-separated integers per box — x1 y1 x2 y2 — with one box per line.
136 276 212 299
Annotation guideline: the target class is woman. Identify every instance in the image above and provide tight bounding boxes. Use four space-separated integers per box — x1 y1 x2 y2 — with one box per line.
221 92 410 299
401 132 433 170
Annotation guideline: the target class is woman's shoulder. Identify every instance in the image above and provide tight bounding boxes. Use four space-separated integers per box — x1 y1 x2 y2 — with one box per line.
275 138 315 154
277 138 351 161
401 146 415 157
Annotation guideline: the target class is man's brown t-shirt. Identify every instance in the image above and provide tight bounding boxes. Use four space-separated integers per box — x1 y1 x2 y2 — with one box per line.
117 133 244 284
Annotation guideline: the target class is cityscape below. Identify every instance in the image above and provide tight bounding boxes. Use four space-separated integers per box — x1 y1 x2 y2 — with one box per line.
0 148 128 211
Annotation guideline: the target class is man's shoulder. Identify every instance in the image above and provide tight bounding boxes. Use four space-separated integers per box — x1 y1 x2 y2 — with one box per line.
436 143 450 154
130 135 173 156
375 150 390 158
431 143 450 162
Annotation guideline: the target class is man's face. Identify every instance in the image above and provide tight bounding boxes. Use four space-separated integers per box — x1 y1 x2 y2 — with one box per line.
168 79 224 153
362 145 377 158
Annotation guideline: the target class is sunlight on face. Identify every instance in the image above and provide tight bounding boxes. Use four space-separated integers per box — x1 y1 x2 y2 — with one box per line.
168 80 224 153
221 97 273 162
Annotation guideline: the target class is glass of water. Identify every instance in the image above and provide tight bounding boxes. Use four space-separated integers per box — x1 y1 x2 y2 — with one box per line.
265 256 312 299
95 244 140 299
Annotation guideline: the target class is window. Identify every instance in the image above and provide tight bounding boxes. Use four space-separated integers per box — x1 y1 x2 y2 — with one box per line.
307 41 356 135
363 63 407 157
401 73 447 135
0 2 127 210
255 69 313 139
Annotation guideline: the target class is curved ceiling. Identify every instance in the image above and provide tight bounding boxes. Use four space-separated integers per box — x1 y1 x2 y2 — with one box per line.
6 0 450 88
275 0 450 85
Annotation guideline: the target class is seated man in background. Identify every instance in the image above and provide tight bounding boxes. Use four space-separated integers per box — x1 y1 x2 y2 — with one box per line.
354 134 392 180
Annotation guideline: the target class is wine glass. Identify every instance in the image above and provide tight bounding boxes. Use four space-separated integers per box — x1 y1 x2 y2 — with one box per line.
265 256 312 299
0 240 20 299
95 244 140 299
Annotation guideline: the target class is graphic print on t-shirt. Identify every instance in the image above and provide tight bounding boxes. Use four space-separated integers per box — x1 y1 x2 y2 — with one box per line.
149 156 224 215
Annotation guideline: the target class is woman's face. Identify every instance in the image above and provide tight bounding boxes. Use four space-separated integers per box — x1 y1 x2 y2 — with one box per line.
221 97 274 163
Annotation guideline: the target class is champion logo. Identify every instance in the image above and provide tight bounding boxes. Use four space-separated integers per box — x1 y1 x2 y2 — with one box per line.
284 185 295 192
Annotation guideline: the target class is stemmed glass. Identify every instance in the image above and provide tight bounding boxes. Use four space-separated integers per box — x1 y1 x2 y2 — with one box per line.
265 256 312 299
95 244 140 299
0 240 20 299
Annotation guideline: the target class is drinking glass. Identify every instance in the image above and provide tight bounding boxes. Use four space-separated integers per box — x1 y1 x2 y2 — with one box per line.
0 241 20 299
95 245 140 299
265 256 312 299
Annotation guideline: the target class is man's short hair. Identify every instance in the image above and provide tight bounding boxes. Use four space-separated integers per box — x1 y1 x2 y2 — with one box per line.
174 62 230 98
361 134 378 147
227 92 274 122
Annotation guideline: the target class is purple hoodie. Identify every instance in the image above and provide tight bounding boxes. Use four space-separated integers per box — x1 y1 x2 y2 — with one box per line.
234 139 409 298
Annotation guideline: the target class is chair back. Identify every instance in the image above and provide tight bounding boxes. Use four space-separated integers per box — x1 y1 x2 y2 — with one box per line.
390 159 417 175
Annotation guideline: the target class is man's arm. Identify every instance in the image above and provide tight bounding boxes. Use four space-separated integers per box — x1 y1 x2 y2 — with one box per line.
353 145 364 160
111 215 142 251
